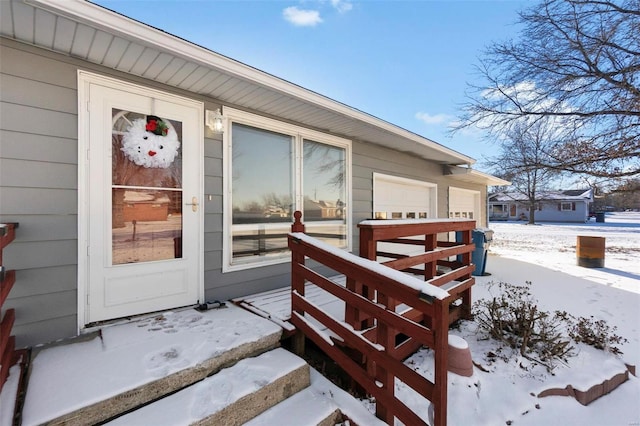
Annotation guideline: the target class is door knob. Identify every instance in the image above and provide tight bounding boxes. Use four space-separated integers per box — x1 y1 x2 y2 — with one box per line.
185 196 199 212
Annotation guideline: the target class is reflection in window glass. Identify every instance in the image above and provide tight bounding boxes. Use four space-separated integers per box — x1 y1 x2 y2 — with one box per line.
392 212 402 219
226 113 351 269
112 190 183 264
375 212 387 219
419 212 427 219
231 123 293 259
111 109 183 265
303 140 347 248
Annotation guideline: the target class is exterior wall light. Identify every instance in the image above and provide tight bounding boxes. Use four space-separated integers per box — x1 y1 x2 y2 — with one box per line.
206 108 224 134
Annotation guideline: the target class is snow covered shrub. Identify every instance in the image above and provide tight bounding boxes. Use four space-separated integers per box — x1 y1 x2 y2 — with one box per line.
473 281 574 370
566 315 628 355
473 281 628 371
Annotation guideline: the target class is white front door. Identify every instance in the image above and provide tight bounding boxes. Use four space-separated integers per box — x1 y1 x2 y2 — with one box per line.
79 72 203 326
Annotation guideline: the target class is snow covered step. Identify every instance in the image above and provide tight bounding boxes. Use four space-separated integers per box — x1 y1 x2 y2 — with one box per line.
247 368 388 426
243 385 343 426
20 305 282 426
105 348 310 426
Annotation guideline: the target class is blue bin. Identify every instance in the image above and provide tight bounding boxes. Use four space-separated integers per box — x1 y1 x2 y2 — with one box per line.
471 228 493 276
455 229 493 276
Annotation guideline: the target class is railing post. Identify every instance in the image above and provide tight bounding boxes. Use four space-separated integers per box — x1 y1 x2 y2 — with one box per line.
424 232 437 280
432 298 449 426
460 229 473 319
291 210 305 233
290 211 306 356
355 226 375 329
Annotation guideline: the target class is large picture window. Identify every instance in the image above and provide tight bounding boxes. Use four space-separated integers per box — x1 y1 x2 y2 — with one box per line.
223 107 351 271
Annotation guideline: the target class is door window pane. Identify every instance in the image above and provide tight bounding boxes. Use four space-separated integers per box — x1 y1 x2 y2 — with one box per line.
111 109 183 265
112 109 182 188
112 189 183 264
231 123 294 259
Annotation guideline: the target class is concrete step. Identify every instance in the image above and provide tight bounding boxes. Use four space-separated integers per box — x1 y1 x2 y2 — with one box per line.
244 385 343 426
20 304 283 426
105 348 310 426
246 367 387 426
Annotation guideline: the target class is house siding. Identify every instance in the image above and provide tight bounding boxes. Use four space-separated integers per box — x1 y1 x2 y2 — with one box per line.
538 201 589 222
1 39 80 347
1 37 488 348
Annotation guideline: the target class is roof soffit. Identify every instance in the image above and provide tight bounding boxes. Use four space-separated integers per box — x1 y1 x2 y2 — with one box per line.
7 0 475 165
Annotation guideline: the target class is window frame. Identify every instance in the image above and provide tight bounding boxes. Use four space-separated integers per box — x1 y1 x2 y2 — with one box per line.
561 202 573 211
222 106 352 272
491 203 507 214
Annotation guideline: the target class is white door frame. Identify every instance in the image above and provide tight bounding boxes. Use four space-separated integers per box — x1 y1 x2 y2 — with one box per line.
77 71 204 331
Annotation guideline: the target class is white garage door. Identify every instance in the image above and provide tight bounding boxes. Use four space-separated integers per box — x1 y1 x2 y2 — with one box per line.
449 187 481 226
373 173 437 219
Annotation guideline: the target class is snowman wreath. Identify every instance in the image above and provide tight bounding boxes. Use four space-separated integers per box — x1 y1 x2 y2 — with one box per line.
121 115 180 168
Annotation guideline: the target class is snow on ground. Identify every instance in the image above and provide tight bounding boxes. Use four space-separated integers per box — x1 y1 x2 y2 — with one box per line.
488 211 640 294
2 213 638 426
382 211 640 426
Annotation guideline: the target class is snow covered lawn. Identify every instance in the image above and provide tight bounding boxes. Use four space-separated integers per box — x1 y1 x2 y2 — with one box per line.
381 212 640 425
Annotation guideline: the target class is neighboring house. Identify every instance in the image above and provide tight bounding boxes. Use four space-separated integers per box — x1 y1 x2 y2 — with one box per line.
0 0 508 348
488 189 594 223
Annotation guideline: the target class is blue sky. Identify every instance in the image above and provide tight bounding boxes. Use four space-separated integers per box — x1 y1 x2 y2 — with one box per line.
94 0 528 170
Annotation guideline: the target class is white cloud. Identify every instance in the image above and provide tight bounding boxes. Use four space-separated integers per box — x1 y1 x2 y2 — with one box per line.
415 112 453 125
331 0 353 13
283 6 323 27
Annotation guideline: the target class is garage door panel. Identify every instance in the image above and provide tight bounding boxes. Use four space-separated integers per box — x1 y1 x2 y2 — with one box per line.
373 174 436 220
449 187 480 225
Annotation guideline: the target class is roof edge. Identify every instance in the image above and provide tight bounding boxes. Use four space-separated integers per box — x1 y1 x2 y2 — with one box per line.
445 166 511 186
25 0 475 166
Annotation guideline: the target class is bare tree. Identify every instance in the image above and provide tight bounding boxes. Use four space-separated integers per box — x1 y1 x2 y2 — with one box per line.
456 0 640 178
487 123 561 224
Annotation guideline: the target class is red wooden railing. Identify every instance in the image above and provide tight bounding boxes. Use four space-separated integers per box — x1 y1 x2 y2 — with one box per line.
0 222 20 394
288 212 476 426
356 218 476 361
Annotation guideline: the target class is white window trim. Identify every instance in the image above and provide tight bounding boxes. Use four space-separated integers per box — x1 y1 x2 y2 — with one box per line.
222 106 352 272
372 173 438 219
